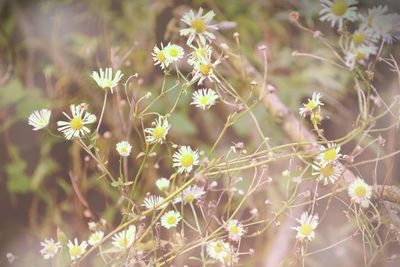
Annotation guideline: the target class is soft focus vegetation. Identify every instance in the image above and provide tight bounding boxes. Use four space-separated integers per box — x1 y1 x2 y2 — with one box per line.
1 0 400 266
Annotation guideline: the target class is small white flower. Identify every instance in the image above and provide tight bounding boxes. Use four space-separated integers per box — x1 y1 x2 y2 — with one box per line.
28 109 51 131
207 240 230 262
351 26 378 47
293 212 319 241
67 238 88 261
348 177 372 208
160 210 182 229
226 220 244 241
112 225 136 250
156 178 170 192
299 92 323 117
312 160 342 185
374 13 400 44
319 0 358 30
318 143 342 166
116 141 132 157
57 104 96 140
180 8 218 45
144 116 170 144
173 146 200 173
88 231 104 246
191 88 219 110
142 194 168 210
91 68 123 93
173 185 205 204
164 44 185 64
40 238 61 260
187 44 213 66
191 54 220 85
152 43 169 70
345 44 378 70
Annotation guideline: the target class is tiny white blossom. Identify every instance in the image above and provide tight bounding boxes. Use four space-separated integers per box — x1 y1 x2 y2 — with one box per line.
173 185 205 204
191 88 219 110
180 8 218 45
156 178 170 192
28 109 51 131
160 210 182 229
293 212 319 241
226 220 245 241
67 238 88 261
319 0 358 30
173 146 200 173
318 143 342 166
312 160 342 185
57 104 96 140
142 194 168 210
191 53 220 85
345 44 378 70
187 44 213 66
40 238 61 260
299 92 323 117
88 231 104 246
112 225 136 250
144 116 170 144
152 43 169 70
116 141 132 157
348 177 372 208
207 240 230 262
164 44 185 64
91 68 123 93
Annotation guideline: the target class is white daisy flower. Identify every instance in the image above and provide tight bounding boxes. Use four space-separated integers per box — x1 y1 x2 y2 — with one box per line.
164 44 185 64
144 116 170 144
191 88 219 110
152 43 169 70
156 178 170 192
319 0 358 30
160 210 182 229
299 92 323 117
345 44 378 70
39 238 61 260
88 231 104 246
180 8 218 45
293 212 319 241
318 143 342 166
191 54 220 85
91 68 123 93
187 44 213 66
112 225 136 250
67 238 88 261
116 141 132 157
312 160 342 185
173 185 205 204
351 26 378 47
348 177 372 208
226 220 245 241
28 109 51 131
207 240 230 262
142 194 168 210
360 6 400 44
57 104 97 140
173 146 200 173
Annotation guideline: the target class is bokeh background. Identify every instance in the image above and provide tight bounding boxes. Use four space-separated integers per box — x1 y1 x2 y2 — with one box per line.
0 0 400 266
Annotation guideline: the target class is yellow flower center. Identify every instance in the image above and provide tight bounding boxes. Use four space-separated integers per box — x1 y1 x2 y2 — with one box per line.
213 242 225 253
355 186 366 197
168 47 179 57
184 194 195 202
323 148 337 161
352 32 365 46
157 51 166 63
48 243 57 252
180 154 194 167
166 215 177 225
199 63 211 76
229 225 240 235
191 19 206 33
320 164 334 177
197 47 206 57
70 246 81 257
70 118 83 131
153 126 166 139
200 97 209 105
355 51 365 62
330 0 348 16
119 238 128 248
306 101 316 110
299 224 313 236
